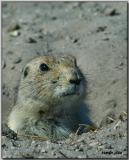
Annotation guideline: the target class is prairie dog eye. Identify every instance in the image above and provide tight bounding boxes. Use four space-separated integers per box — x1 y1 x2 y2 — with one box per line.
39 63 49 71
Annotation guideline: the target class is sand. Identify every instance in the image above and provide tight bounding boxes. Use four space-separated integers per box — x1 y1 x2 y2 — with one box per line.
2 2 127 158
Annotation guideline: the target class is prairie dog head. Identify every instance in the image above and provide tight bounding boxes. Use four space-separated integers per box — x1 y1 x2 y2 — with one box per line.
18 55 86 111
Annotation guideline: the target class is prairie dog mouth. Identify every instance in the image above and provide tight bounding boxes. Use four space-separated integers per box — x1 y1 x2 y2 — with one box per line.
63 85 81 96
61 91 77 97
54 84 82 97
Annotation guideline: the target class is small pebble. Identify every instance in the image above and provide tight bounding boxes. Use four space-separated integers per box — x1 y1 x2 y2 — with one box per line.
41 148 47 153
9 30 20 37
13 57 22 64
89 141 99 146
31 141 36 144
11 66 15 70
26 37 37 43
78 147 84 152
73 38 79 43
96 26 107 32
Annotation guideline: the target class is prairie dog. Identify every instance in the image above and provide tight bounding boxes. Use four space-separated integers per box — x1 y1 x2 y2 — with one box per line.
8 55 86 140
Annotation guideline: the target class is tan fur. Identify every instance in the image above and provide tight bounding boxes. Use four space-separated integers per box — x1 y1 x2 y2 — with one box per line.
8 54 86 140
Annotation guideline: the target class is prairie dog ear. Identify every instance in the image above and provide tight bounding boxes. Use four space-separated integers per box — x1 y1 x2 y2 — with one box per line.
22 66 30 78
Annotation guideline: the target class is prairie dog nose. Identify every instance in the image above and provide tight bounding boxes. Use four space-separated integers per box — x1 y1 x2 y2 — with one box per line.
64 68 81 85
68 70 81 85
69 78 81 85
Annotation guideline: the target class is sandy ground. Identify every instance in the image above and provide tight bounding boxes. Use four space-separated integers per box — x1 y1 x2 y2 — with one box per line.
2 2 127 158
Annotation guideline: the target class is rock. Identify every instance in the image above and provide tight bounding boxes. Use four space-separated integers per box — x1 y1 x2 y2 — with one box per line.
9 30 20 37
